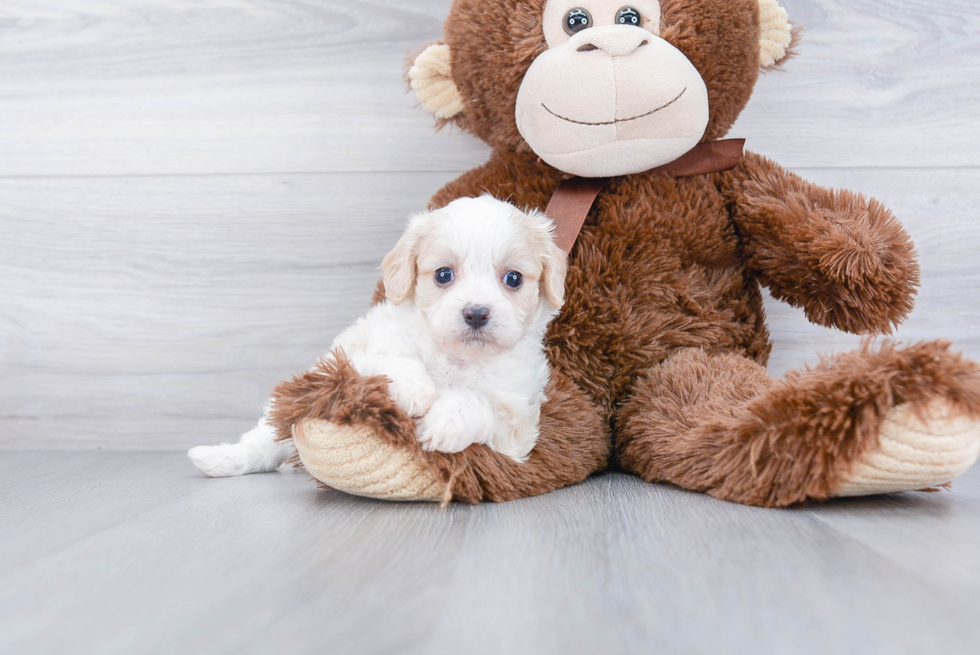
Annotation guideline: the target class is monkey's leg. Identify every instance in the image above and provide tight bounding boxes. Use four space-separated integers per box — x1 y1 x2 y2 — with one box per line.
615 343 980 507
270 355 610 503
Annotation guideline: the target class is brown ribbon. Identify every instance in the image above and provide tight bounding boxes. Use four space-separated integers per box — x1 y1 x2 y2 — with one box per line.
545 138 746 254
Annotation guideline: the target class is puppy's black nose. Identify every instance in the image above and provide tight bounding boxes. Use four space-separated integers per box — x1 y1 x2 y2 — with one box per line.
463 305 490 329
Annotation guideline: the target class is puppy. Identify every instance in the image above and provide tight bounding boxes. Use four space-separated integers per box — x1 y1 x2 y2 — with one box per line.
189 195 567 476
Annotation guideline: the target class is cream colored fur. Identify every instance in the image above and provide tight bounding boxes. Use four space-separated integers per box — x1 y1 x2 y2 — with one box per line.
758 0 793 69
188 196 567 475
351 195 565 461
408 44 464 120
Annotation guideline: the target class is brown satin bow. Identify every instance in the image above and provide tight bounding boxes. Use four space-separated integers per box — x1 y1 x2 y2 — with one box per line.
546 139 746 254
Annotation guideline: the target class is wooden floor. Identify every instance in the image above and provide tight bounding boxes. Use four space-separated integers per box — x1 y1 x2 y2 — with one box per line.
3 0 980 652
1 452 979 654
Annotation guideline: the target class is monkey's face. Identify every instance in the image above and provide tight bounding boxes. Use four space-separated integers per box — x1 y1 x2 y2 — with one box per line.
515 1 709 177
410 0 794 178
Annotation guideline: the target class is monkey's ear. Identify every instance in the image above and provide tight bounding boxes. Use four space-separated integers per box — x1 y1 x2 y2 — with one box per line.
758 0 796 69
409 43 465 120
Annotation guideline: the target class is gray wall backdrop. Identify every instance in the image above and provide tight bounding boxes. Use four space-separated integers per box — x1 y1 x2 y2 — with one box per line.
1 0 978 450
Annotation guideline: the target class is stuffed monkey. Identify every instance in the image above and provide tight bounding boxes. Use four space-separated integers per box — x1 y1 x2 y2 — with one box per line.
269 0 980 506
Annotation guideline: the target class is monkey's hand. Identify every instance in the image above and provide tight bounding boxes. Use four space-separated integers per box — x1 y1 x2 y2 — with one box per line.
724 151 919 335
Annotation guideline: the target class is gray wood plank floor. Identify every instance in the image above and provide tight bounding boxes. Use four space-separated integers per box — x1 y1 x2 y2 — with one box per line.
1 452 979 655
2 1 980 652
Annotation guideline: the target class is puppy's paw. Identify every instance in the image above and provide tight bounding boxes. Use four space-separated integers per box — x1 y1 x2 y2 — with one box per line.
490 427 538 464
417 404 476 454
387 375 438 418
188 444 249 477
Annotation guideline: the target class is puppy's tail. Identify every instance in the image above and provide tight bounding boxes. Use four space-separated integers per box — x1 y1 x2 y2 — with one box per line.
188 410 291 477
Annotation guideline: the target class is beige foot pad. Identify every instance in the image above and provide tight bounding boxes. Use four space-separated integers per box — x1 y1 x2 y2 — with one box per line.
292 419 444 502
833 401 980 497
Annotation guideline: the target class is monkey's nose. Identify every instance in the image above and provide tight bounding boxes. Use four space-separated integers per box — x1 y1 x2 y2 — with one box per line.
463 305 491 329
572 25 650 57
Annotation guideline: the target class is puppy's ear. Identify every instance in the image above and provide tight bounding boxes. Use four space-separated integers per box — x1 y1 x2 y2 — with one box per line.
540 240 568 310
524 209 568 310
381 214 429 305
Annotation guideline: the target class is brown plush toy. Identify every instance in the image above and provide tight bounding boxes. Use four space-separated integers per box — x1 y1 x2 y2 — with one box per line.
270 0 980 506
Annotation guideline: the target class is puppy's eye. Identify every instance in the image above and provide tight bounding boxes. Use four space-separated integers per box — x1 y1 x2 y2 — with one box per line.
503 271 523 289
563 8 592 35
435 267 454 285
616 7 643 27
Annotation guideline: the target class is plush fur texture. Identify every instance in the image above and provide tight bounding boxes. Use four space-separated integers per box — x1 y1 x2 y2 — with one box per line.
270 354 610 503
190 196 568 473
724 152 920 334
442 0 776 149
334 196 565 461
617 342 980 507
253 0 980 506
273 354 416 453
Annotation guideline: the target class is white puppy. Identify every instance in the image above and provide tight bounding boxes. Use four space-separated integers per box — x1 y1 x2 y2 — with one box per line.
189 195 567 476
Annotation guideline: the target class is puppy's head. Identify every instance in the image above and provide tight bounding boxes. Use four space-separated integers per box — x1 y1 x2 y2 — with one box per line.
381 195 567 357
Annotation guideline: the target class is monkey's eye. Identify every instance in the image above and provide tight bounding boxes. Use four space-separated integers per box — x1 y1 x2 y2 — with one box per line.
616 6 643 27
435 267 454 285
503 271 523 289
563 8 592 36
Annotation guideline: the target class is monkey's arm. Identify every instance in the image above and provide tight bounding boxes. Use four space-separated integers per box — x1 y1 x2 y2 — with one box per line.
725 151 919 335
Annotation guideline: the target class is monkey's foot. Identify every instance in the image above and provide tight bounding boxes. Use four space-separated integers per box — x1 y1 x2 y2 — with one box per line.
833 400 980 497
292 419 444 502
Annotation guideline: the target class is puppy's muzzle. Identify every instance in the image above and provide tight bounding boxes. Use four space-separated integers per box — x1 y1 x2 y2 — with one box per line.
463 305 491 329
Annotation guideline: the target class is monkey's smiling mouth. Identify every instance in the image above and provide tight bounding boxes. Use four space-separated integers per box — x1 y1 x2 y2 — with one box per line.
542 88 688 126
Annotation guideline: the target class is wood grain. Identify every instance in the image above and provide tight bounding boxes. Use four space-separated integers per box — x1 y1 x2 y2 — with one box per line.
2 167 977 448
0 453 978 654
0 172 458 447
0 0 979 177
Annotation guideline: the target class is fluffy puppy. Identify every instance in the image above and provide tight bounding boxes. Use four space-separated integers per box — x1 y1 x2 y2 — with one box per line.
189 195 567 476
